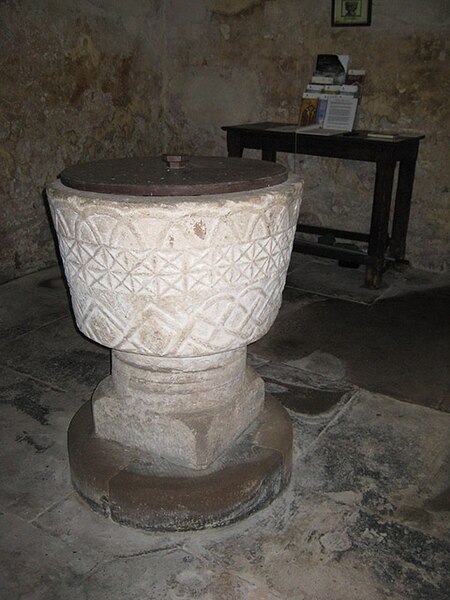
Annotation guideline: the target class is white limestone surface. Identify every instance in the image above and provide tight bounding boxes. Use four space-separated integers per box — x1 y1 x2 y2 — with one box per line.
93 349 265 469
47 176 302 357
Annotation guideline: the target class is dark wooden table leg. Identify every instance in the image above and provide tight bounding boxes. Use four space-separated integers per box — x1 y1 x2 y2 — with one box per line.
226 131 244 157
262 145 277 162
388 158 417 261
365 160 396 288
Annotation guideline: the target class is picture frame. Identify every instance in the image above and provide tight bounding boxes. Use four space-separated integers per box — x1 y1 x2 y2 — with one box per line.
331 0 372 27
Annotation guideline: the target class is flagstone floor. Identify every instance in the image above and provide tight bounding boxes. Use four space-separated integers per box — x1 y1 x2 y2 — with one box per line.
0 261 449 600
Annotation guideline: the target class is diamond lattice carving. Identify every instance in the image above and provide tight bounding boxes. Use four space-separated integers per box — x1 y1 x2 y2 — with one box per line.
48 179 302 355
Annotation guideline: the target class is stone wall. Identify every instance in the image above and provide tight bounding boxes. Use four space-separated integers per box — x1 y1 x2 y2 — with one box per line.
0 0 164 283
1 0 449 281
164 0 450 272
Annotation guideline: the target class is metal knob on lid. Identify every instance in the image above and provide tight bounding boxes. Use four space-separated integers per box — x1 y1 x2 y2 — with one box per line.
162 154 190 170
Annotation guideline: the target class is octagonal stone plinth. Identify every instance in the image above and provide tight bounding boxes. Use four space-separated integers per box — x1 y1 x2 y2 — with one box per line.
93 348 264 469
69 394 292 531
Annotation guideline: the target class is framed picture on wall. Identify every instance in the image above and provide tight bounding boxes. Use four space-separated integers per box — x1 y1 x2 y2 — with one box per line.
332 0 372 27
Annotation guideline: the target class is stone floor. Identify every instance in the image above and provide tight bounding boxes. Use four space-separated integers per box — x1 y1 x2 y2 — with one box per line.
0 259 449 600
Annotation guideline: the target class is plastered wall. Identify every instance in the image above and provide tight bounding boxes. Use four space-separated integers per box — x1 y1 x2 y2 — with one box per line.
1 0 449 281
0 0 164 282
164 0 450 273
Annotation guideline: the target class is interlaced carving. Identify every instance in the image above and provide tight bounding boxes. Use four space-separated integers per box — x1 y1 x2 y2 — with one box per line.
49 183 302 355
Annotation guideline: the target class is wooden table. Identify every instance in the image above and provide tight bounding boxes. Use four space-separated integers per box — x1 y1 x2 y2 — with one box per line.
222 122 424 288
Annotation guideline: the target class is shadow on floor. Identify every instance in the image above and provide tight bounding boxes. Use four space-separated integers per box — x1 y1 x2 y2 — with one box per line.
251 284 450 412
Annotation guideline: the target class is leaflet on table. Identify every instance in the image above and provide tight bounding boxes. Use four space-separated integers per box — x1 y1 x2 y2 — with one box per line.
265 124 344 136
296 127 345 136
314 54 351 85
266 124 402 138
366 132 400 140
298 92 358 130
298 93 319 127
306 84 359 95
323 96 358 131
297 54 366 132
346 69 366 98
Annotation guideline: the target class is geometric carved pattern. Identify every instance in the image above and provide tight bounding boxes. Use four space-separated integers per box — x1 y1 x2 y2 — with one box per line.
57 232 292 297
48 179 302 356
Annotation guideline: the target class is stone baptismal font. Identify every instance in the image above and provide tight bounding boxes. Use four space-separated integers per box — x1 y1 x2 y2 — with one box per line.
47 155 302 530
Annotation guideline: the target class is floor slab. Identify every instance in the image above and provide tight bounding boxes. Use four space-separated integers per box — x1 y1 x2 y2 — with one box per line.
287 253 450 305
11 391 448 600
0 315 110 399
0 265 449 599
252 285 450 411
0 266 71 345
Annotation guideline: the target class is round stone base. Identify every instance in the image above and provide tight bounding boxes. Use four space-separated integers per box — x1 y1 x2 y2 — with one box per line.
68 395 292 531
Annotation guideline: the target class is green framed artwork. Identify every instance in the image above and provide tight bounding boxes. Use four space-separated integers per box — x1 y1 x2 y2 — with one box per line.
332 0 372 27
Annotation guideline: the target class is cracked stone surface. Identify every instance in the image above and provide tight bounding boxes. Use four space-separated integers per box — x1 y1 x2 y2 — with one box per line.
0 265 449 599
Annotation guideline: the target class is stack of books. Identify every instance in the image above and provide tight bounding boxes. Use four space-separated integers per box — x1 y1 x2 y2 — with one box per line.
298 55 366 134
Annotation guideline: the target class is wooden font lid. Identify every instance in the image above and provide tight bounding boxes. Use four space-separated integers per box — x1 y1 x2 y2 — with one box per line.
60 155 288 196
